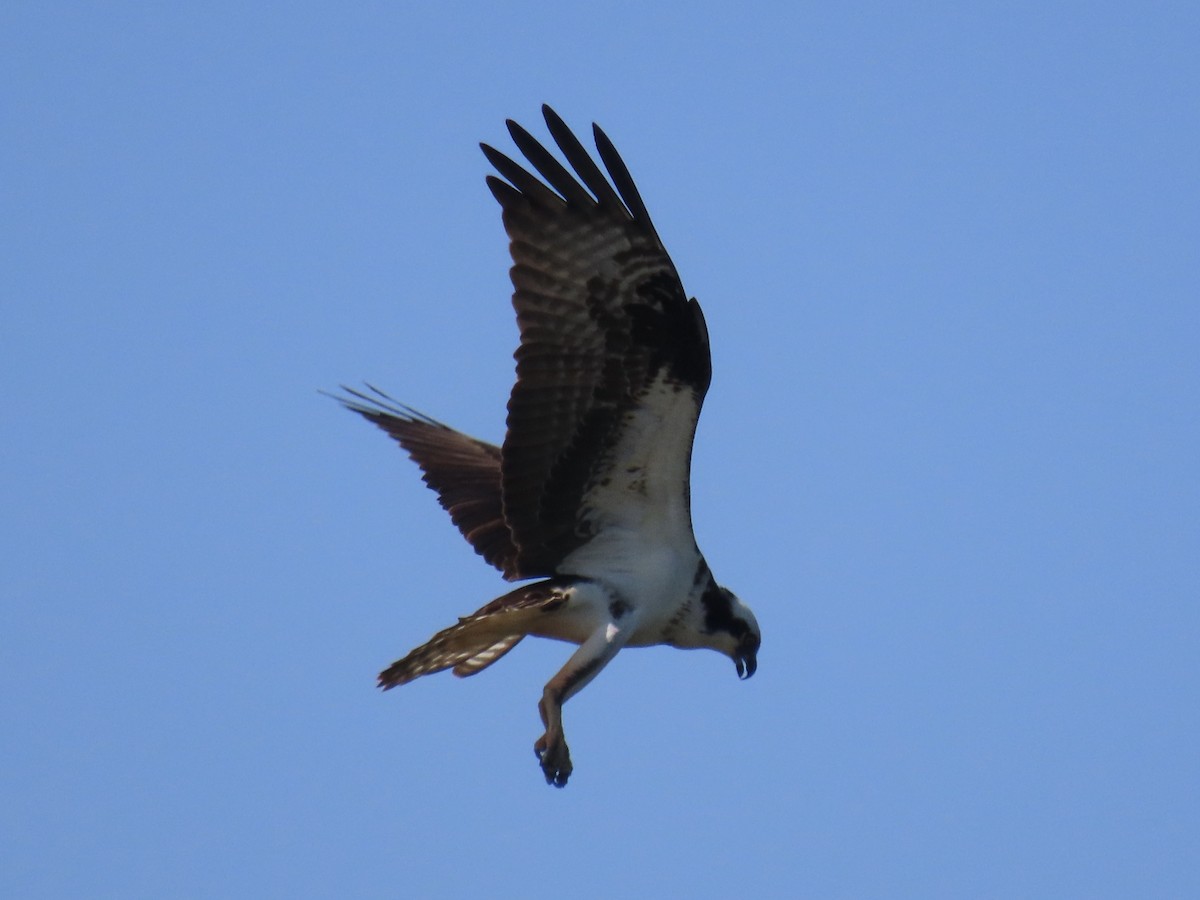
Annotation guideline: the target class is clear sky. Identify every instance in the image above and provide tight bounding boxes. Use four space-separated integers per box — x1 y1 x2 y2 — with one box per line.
3 3 1197 897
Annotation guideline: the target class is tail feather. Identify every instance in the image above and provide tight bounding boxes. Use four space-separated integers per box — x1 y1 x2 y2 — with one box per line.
377 617 521 688
452 635 525 677
377 579 572 689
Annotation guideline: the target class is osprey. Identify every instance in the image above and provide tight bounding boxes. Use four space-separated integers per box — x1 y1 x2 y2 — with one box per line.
334 106 760 787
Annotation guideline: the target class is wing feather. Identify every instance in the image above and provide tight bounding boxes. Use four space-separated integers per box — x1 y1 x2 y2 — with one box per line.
593 123 661 241
541 107 627 212
504 118 596 206
329 386 521 578
483 105 712 574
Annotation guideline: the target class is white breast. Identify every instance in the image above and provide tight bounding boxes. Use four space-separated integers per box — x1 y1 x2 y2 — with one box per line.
558 370 704 619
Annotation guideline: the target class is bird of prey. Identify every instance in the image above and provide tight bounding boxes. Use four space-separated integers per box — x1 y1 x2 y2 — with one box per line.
333 105 760 787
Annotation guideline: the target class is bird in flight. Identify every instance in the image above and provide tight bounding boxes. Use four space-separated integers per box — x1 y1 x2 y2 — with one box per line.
333 105 760 787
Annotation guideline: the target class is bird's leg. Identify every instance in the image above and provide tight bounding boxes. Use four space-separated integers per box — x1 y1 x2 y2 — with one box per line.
535 622 626 787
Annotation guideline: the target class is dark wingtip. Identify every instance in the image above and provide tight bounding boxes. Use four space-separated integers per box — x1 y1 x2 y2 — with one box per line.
540 103 563 131
505 117 529 144
324 383 427 422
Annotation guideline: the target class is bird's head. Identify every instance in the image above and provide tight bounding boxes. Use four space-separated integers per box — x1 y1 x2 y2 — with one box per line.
702 584 760 680
728 595 761 680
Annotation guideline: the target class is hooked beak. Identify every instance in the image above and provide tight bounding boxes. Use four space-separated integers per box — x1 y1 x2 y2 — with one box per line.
733 635 759 680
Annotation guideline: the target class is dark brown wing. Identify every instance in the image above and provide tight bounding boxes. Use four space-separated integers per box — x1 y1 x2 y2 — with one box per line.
330 386 520 577
482 106 713 575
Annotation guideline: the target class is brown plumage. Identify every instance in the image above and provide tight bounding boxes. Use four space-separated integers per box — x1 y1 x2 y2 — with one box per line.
482 107 712 574
329 106 759 787
332 387 518 577
376 580 573 688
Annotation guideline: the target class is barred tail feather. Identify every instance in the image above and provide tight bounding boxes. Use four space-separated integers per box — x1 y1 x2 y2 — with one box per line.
453 635 525 677
377 579 571 689
377 619 522 689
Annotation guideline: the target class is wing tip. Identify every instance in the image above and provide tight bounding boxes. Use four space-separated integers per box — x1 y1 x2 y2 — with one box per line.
323 383 448 429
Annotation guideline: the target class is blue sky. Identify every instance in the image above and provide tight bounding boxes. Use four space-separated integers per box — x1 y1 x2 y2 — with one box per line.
3 2 1197 897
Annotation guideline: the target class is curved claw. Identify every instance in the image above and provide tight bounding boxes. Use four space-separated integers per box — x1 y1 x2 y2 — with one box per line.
534 733 573 788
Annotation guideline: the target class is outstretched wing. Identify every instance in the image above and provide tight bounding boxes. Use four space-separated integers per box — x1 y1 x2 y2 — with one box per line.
483 105 713 575
330 386 520 577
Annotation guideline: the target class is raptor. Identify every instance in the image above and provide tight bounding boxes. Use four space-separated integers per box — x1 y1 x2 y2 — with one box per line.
334 106 760 787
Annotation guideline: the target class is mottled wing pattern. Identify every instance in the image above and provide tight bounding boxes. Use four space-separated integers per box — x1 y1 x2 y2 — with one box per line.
377 580 573 688
331 386 520 577
482 105 713 575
